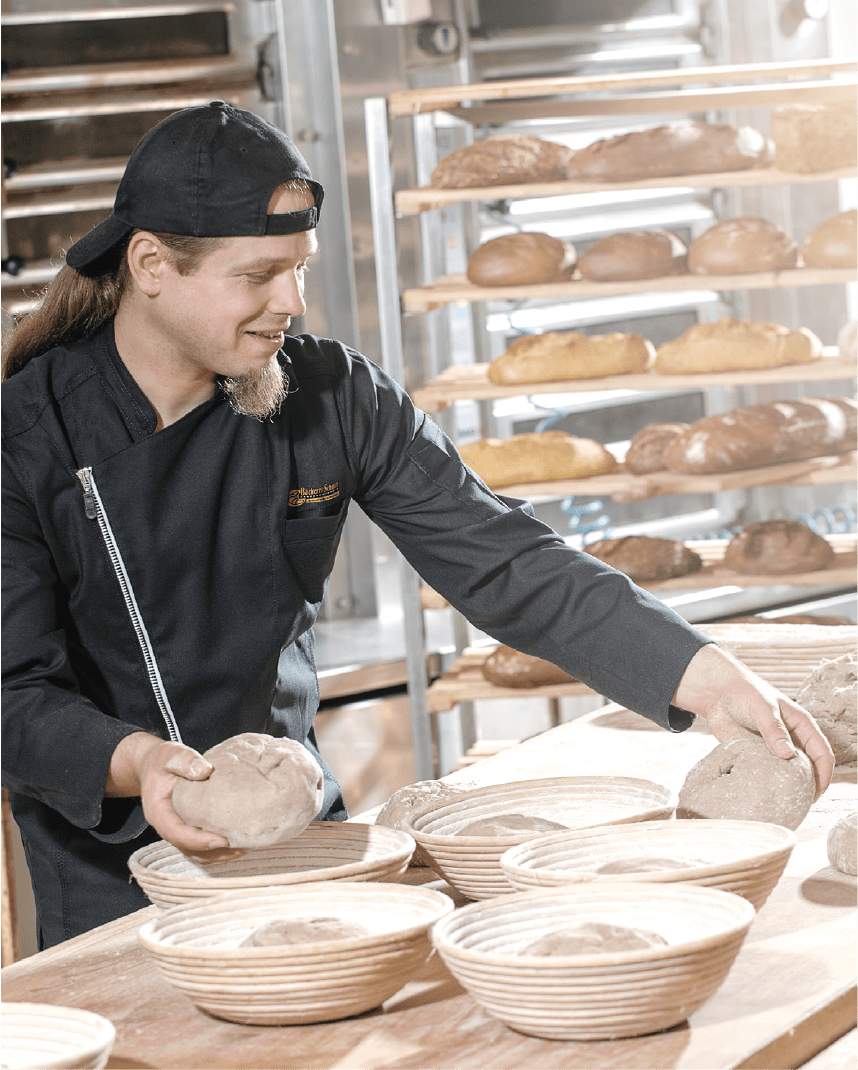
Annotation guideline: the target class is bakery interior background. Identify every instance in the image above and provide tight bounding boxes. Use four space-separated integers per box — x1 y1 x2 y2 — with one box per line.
1 0 856 957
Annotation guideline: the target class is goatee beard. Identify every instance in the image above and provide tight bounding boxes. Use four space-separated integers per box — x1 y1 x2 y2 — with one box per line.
221 358 288 420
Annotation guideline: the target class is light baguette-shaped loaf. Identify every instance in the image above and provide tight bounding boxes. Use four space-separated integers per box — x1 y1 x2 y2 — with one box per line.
488 330 655 384
460 430 618 487
654 318 822 374
664 397 857 474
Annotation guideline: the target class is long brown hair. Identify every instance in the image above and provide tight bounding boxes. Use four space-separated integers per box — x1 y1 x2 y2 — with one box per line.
1 234 220 380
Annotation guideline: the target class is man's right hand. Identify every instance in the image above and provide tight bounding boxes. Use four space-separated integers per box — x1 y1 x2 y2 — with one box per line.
106 731 233 853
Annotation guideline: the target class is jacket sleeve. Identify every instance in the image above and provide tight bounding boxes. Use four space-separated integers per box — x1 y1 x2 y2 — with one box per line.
1 449 147 839
339 352 709 730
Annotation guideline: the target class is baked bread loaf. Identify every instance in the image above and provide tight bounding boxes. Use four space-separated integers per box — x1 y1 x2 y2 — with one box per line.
664 397 856 474
431 135 574 189
585 536 703 582
723 520 835 575
467 232 577 286
795 652 856 765
687 217 798 274
487 330 654 384
565 122 771 182
653 318 822 374
577 229 687 281
838 319 857 362
460 430 618 487
625 423 689 474
801 209 857 269
770 101 858 173
482 645 577 689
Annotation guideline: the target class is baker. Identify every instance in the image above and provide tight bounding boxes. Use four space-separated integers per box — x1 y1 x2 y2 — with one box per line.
1 103 834 949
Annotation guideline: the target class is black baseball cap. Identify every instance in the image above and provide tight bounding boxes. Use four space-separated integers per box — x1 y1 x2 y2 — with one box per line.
66 101 324 272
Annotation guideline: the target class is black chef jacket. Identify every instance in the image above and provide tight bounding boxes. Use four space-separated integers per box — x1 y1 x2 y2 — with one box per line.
2 323 708 948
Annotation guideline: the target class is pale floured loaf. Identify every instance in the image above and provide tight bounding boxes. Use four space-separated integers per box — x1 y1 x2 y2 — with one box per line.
770 101 858 173
487 330 654 384
654 318 822 374
460 430 618 487
430 135 574 189
663 397 857 474
467 232 577 286
482 645 577 689
802 209 857 269
577 228 686 281
688 217 798 274
565 122 771 182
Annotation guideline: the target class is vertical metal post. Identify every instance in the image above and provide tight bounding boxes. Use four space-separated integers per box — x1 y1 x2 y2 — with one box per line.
364 95 436 780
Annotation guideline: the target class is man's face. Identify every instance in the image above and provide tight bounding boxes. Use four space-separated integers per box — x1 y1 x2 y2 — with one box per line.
151 187 319 384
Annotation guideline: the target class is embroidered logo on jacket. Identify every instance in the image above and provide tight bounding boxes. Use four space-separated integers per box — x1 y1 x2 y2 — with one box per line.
289 482 340 508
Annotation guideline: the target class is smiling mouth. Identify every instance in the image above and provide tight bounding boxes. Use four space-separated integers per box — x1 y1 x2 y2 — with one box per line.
248 329 285 342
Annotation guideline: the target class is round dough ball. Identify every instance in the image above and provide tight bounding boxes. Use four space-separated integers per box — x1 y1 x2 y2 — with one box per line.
676 737 815 830
376 780 476 865
241 916 369 947
827 812 857 875
456 813 568 837
688 216 798 274
466 232 577 287
795 652 857 765
523 922 667 956
172 732 324 848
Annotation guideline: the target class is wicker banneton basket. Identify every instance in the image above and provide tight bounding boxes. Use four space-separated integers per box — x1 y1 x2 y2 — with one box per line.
137 881 454 1025
128 821 414 908
500 818 797 909
431 883 755 1041
0 1003 116 1070
401 776 676 899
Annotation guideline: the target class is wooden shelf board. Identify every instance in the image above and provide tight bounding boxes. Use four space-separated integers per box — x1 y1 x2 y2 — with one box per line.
439 79 856 125
411 348 854 413
402 267 857 313
481 452 857 503
387 58 856 116
428 623 858 711
395 166 858 216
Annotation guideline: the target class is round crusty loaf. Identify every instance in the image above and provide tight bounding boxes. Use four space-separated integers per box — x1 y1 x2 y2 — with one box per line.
653 318 822 374
577 229 687 281
688 217 798 275
664 397 857 474
585 535 703 582
172 732 324 848
460 430 617 488
802 209 857 269
625 423 689 475
677 737 815 830
770 101 858 173
430 135 574 189
794 652 856 765
723 520 835 576
482 645 577 689
467 232 577 287
565 122 771 182
487 330 654 385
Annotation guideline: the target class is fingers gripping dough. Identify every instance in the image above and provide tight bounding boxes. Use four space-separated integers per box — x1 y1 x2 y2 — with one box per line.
172 732 325 848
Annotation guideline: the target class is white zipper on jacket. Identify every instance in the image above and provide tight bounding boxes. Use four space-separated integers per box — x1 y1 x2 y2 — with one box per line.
76 466 183 745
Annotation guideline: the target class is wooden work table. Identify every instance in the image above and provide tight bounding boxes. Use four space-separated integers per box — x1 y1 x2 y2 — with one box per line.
3 706 855 1070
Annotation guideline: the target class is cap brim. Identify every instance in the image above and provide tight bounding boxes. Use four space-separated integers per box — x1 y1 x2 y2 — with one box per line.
65 214 134 272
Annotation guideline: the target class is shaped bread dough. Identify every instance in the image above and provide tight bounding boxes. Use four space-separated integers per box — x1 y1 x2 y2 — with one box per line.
794 652 857 765
676 737 815 830
172 732 324 848
456 814 568 837
241 916 369 947
826 812 857 876
523 922 667 956
375 779 477 865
